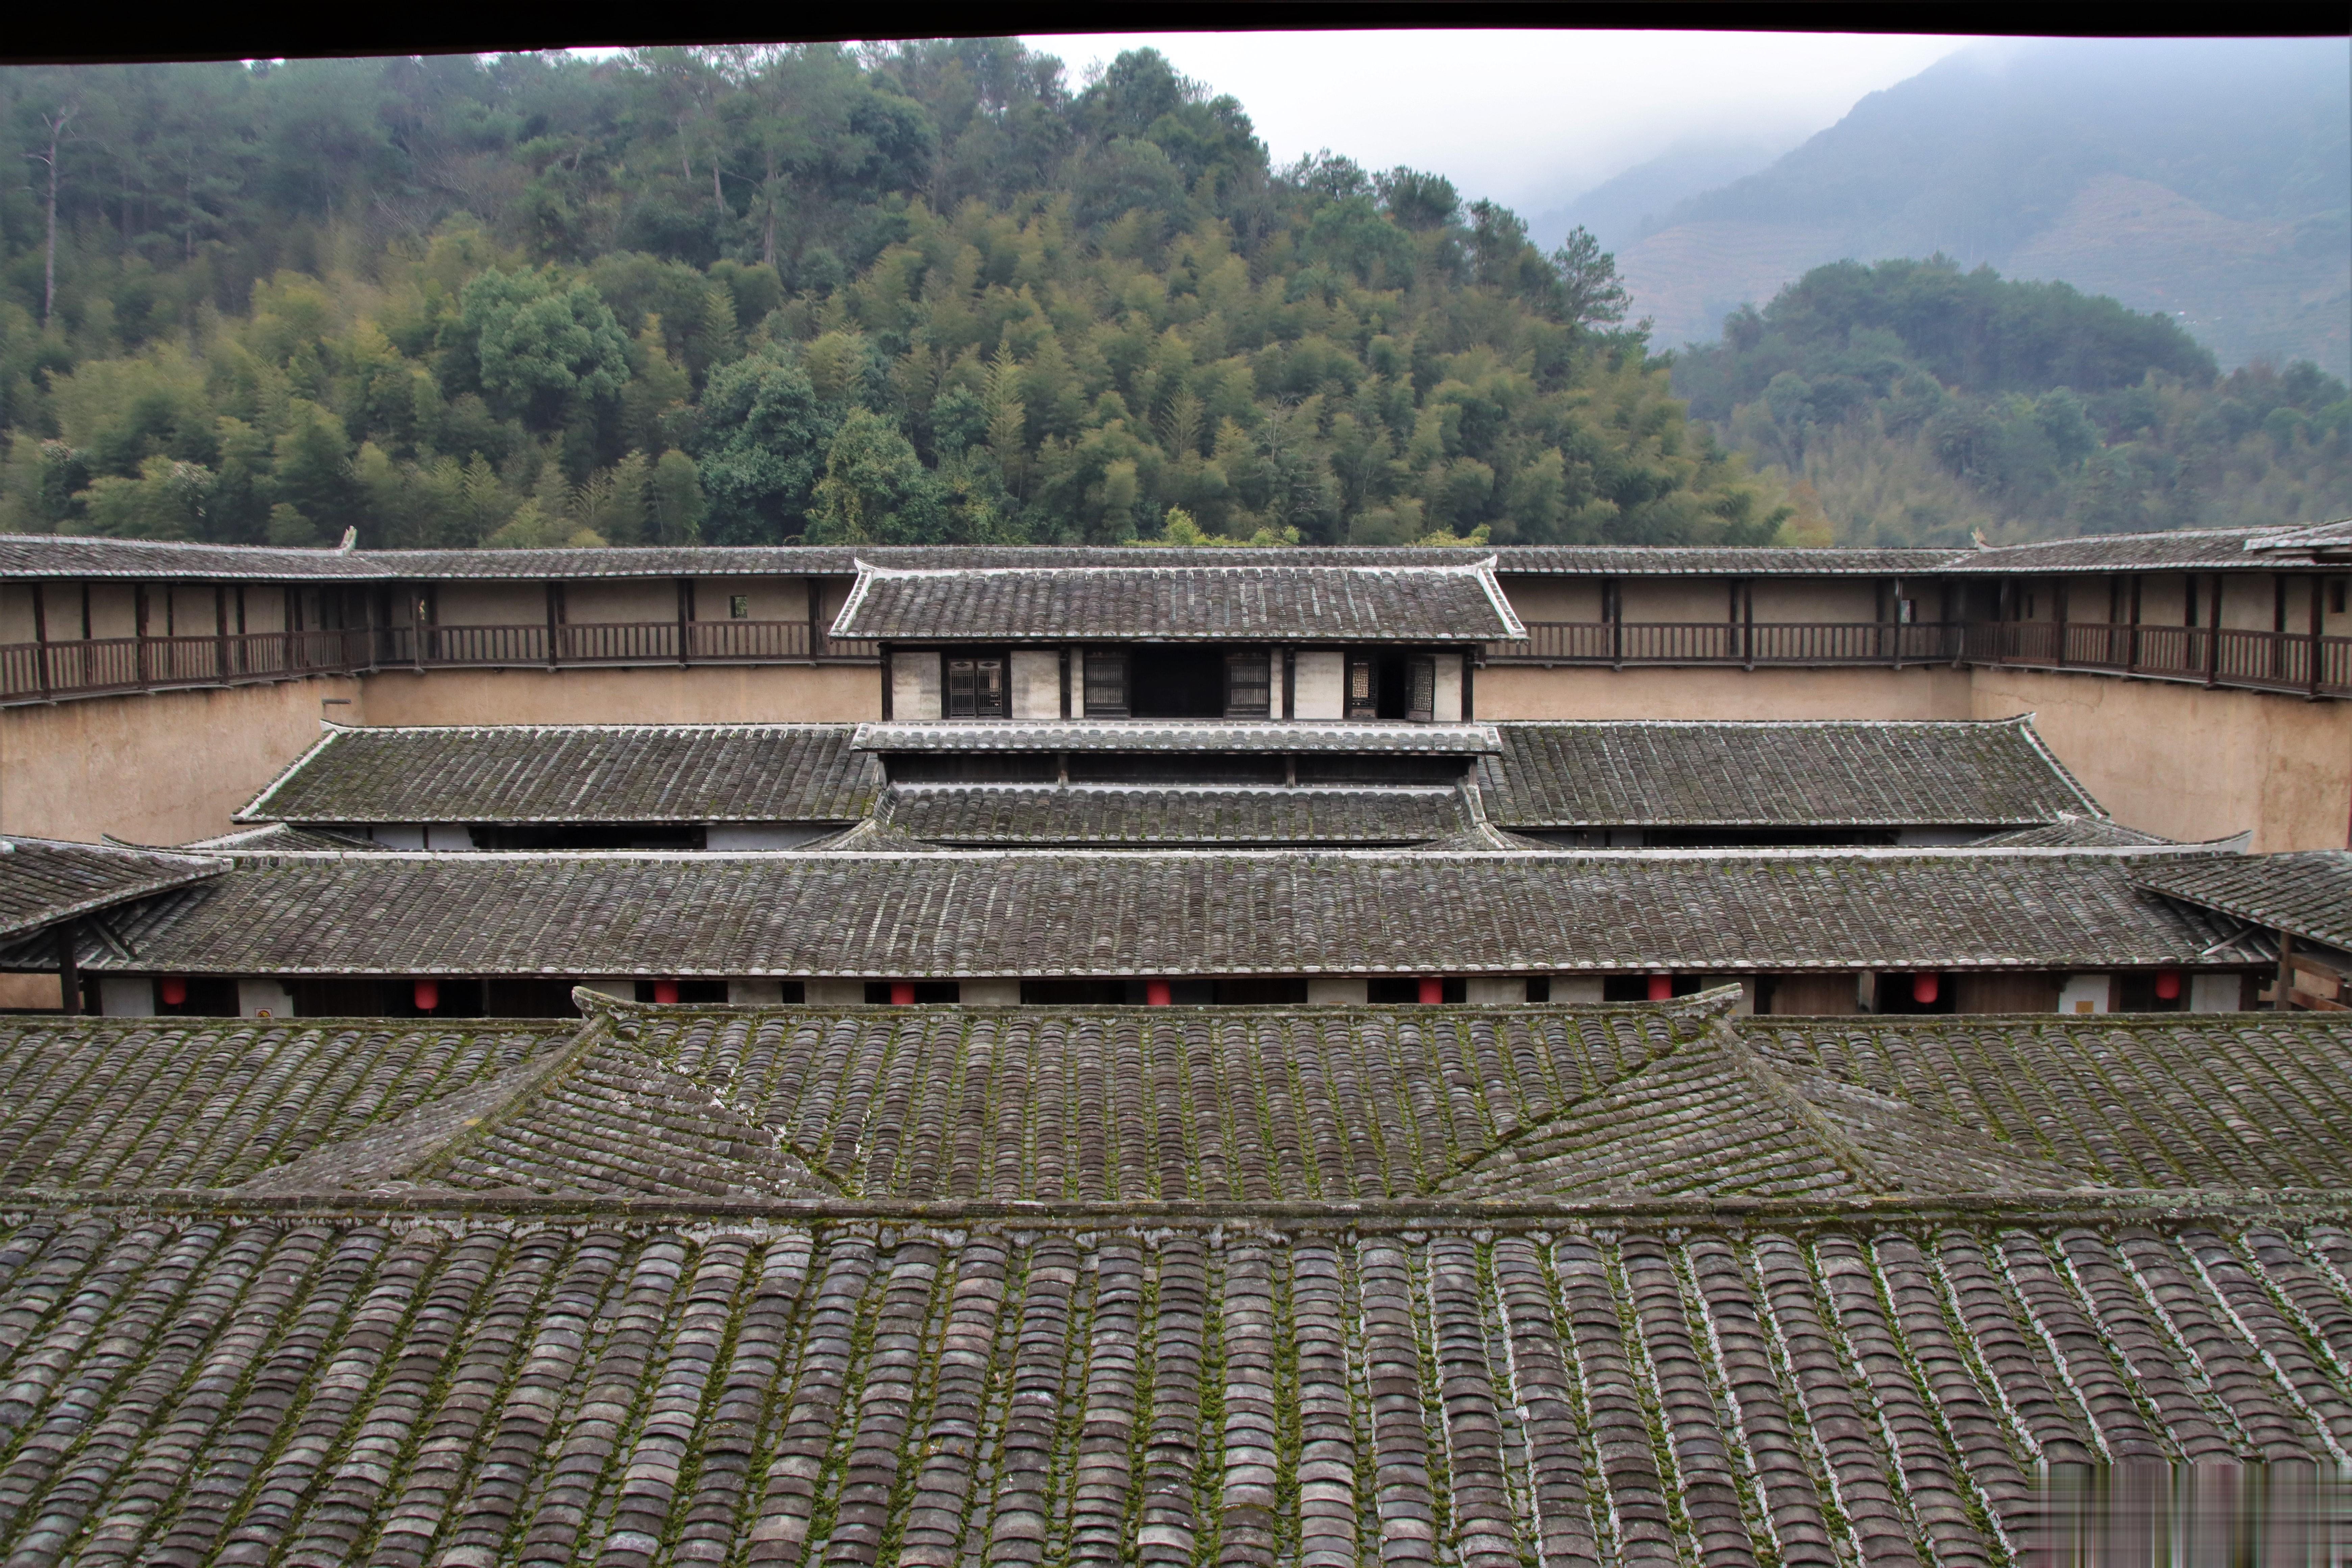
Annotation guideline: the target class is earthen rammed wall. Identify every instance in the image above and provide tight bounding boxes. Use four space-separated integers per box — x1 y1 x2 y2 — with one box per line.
3 656 2346 850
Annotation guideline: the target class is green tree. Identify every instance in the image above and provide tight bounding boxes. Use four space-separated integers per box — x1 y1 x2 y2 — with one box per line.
457 269 631 430
689 348 837 543
807 407 947 543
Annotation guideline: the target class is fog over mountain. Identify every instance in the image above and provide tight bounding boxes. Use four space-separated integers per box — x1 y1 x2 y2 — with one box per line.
1529 136 1799 256
1606 39 2350 377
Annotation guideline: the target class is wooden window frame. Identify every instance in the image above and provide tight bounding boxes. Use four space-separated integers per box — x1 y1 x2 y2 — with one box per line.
945 651 1008 719
1082 647 1131 717
1224 646 1273 719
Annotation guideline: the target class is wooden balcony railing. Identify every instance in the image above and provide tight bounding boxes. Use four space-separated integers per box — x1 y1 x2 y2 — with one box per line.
5 615 2347 704
1483 619 2352 697
0 619 874 704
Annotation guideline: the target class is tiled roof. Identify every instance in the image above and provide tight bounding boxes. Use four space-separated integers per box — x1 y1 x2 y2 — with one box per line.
878 784 1471 846
0 534 381 580
2245 517 2352 555
237 723 881 825
855 718 1503 753
1751 1011 2352 1187
0 999 2348 1565
1951 526 2310 572
831 558 1525 640
40 845 2266 977
1477 717 2102 828
2130 852 2352 951
0 834 225 942
0 1015 568 1189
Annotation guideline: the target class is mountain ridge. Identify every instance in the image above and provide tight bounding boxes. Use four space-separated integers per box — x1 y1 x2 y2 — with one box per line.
1615 38 2351 375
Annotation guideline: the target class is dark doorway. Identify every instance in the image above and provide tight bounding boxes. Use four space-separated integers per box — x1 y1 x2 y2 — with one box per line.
471 824 706 850
1347 652 1430 720
1131 647 1227 717
488 979 584 1017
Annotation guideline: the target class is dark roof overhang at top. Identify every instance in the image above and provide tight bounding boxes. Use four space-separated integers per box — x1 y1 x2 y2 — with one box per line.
237 722 881 826
1477 717 2104 830
7 531 2348 584
852 719 1503 755
18 843 2269 979
830 558 1525 642
0 834 226 942
2129 851 2352 952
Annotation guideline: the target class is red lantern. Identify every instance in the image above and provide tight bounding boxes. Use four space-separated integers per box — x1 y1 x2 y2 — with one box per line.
1418 978 1445 1005
1647 973 1672 1002
413 978 439 1012
1145 979 1172 1006
158 977 188 1007
889 981 915 1006
1912 972 1940 1006
2155 970 2182 1001
653 979 680 1005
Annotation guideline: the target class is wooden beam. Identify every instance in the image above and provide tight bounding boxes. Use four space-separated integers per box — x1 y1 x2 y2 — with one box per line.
2309 573 2325 698
30 579 48 699
676 577 692 666
54 921 78 1016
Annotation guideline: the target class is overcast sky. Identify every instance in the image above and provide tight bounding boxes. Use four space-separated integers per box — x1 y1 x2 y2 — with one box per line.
1022 30 1973 216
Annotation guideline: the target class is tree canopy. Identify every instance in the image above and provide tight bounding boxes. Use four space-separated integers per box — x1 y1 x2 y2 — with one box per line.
1674 257 2351 544
0 45 1786 549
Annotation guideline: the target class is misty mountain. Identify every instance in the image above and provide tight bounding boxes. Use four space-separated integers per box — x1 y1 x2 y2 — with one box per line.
1616 39 2351 377
1527 135 1797 254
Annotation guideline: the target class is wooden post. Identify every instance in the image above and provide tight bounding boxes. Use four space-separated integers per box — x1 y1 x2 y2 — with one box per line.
2205 575 2223 686
412 588 427 672
879 641 893 719
1740 578 1754 669
214 584 229 683
53 920 78 1016
30 580 49 699
1605 578 1622 668
545 581 562 668
2127 574 2141 671
1060 646 1072 718
2278 932 2296 1011
807 577 825 660
2053 579 2068 667
676 577 693 666
1461 655 1474 720
133 584 151 686
2310 574 2325 698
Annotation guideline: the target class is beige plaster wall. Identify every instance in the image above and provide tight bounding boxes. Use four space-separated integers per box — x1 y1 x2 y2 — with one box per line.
1474 663 1974 720
696 576 811 622
1970 666 2352 850
435 583 541 626
1750 579 1878 622
0 584 36 644
0 673 362 844
359 662 882 727
1620 579 1736 622
563 580 677 623
1497 578 1600 622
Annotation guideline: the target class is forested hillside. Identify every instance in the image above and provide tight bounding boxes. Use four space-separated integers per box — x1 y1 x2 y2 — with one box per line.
1616 40 2350 378
1674 258 2352 546
0 47 1785 550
